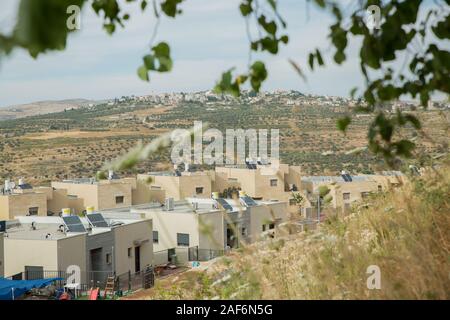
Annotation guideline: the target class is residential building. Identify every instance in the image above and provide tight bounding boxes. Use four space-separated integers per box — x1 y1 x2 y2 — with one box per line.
0 180 48 220
0 214 153 283
135 170 213 203
51 177 135 214
214 160 310 216
301 171 406 213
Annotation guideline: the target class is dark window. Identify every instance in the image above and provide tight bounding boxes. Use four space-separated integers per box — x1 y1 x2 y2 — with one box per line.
28 207 38 216
241 227 247 237
177 233 189 246
25 266 43 280
115 196 124 204
269 223 275 229
195 187 204 194
270 179 278 187
343 193 350 200
262 225 266 232
153 231 159 244
378 185 382 192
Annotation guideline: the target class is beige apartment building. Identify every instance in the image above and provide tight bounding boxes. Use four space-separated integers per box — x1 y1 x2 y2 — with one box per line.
0 186 48 221
0 215 153 282
301 171 406 212
135 170 213 203
51 177 135 214
214 161 310 216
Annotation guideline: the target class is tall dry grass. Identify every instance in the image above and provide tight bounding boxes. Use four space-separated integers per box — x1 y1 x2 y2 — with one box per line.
150 165 450 300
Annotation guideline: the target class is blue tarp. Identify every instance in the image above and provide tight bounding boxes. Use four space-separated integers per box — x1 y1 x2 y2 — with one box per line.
0 277 62 300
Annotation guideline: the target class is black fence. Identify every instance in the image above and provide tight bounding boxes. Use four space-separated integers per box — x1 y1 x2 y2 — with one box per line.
116 266 155 293
153 246 225 266
189 247 225 261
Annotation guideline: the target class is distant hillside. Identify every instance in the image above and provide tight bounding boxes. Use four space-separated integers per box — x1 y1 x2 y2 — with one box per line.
0 99 96 120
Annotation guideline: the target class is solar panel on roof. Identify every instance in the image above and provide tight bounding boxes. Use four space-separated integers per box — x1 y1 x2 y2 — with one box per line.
341 174 349 182
62 215 86 233
241 196 257 206
86 213 109 228
346 174 353 182
216 198 233 211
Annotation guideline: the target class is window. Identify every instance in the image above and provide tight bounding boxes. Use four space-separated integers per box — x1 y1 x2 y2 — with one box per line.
378 185 383 192
153 231 159 244
270 179 278 187
269 223 275 229
343 193 350 200
28 207 38 216
289 198 297 206
361 192 370 199
128 248 132 257
106 253 112 264
115 196 124 204
241 227 247 237
262 224 266 232
195 187 204 195
177 233 189 246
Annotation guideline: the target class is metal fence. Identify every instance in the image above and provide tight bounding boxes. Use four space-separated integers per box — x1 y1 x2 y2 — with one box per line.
116 266 155 293
188 246 225 261
20 268 154 297
153 246 224 266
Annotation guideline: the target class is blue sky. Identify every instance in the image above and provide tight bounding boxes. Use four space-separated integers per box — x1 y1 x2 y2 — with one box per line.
0 0 442 107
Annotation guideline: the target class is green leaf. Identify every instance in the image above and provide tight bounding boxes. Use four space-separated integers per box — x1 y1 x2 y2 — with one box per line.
143 54 155 70
137 65 149 81
337 116 351 133
404 114 422 130
153 42 170 57
315 49 324 66
13 0 85 57
249 61 268 92
334 50 345 64
161 0 183 17
141 0 148 11
239 2 252 16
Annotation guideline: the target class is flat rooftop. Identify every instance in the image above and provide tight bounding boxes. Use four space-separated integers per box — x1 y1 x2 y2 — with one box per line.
54 178 130 185
100 197 283 219
301 172 403 183
2 215 143 241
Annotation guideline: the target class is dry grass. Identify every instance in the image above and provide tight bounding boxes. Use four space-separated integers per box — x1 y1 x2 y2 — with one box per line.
146 164 450 300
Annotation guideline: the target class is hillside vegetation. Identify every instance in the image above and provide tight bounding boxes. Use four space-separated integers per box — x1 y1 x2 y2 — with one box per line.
142 163 450 300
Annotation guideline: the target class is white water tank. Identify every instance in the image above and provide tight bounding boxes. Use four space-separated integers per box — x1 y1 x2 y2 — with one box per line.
165 198 174 211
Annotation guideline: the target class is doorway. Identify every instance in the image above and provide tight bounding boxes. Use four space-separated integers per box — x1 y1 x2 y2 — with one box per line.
134 246 141 272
